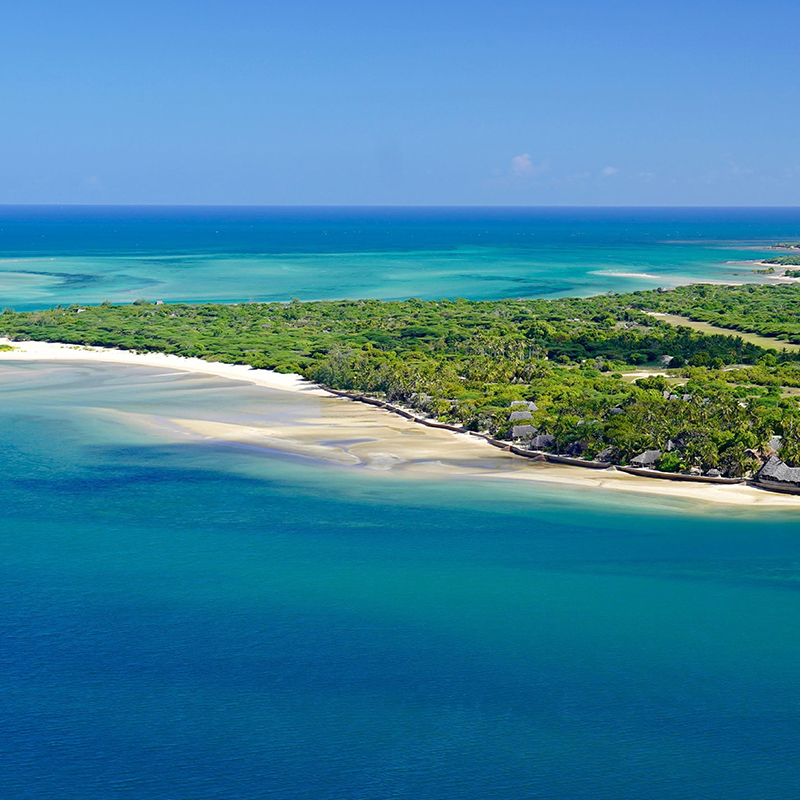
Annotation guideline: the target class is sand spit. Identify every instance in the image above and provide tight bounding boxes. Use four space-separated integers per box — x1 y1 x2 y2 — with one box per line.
1 337 799 508
0 338 331 395
589 270 661 280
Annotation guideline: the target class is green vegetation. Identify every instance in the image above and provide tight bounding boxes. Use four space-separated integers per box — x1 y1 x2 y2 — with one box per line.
0 344 13 352
636 283 800 345
3 283 800 477
774 242 800 250
764 256 800 267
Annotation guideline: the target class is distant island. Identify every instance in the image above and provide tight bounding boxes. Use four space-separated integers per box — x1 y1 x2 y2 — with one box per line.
763 255 800 268
4 282 800 488
751 239 800 273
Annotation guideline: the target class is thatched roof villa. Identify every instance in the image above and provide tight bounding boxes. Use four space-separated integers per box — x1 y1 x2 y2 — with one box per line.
630 450 661 468
510 424 536 440
565 440 587 457
755 455 800 492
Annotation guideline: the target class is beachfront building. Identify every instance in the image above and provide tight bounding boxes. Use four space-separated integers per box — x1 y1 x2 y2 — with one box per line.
630 450 661 468
565 440 587 457
530 433 556 450
755 455 800 492
510 424 536 440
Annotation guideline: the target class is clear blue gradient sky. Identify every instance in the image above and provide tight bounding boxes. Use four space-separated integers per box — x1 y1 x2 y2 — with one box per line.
2 0 798 205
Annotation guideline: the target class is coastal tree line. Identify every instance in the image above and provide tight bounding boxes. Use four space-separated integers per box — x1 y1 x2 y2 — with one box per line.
4 283 800 476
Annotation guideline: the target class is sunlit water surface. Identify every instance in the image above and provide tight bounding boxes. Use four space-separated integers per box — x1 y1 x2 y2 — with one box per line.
2 206 800 308
2 361 800 799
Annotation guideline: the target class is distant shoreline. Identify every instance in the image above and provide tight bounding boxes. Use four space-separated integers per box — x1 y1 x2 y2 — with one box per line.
731 259 800 281
1 337 798 509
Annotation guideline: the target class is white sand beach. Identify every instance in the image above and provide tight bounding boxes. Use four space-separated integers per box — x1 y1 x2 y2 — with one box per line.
0 337 330 395
1 337 798 508
729 259 800 282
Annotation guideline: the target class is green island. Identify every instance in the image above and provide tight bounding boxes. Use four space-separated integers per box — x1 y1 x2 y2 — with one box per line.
5 282 800 481
763 255 800 267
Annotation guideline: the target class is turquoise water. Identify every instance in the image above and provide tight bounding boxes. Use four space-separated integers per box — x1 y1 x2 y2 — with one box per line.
2 360 800 799
2 206 799 308
4 208 800 798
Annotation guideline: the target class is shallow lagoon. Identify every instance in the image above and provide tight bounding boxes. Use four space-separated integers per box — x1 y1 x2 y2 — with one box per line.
2 206 800 308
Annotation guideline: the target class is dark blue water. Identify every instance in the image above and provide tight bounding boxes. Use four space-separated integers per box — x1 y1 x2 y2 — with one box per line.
3 205 800 255
1 206 799 308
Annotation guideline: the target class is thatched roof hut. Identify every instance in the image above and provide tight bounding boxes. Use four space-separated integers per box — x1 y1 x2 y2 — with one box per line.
510 400 539 412
510 424 536 440
531 434 556 450
508 409 533 422
756 455 800 487
565 440 587 457
630 450 661 468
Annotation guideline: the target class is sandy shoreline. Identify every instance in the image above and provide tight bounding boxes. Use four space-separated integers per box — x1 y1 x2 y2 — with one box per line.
0 337 331 395
729 259 800 283
1 337 799 508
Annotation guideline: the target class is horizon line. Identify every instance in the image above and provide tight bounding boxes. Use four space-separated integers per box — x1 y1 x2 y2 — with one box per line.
1 203 800 210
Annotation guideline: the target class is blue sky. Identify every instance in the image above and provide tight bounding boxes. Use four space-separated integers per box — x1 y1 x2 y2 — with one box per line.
2 0 798 205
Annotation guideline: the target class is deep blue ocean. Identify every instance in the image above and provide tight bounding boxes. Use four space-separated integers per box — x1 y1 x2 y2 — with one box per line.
2 207 800 799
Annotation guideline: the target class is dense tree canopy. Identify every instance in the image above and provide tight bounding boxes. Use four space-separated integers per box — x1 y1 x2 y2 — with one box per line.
635 283 800 344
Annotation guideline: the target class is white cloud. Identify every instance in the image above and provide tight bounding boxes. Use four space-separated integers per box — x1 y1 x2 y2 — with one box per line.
600 166 619 177
511 153 534 175
727 161 753 177
510 153 548 178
